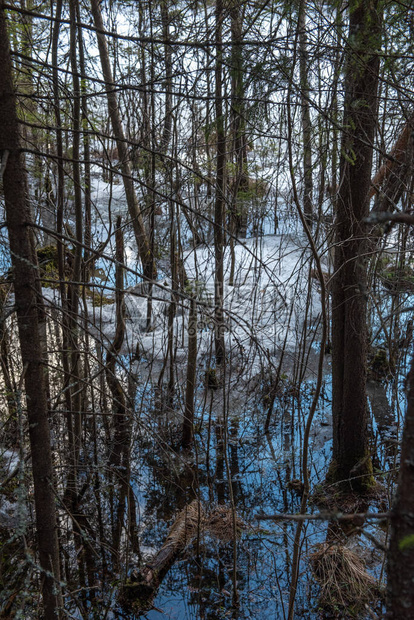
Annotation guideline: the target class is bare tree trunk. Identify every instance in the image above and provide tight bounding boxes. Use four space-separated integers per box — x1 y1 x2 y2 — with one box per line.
214 0 225 367
298 0 313 221
230 0 248 239
387 355 414 618
51 0 80 522
105 216 134 564
330 0 381 491
183 295 197 448
0 282 17 437
76 0 92 281
146 20 157 331
90 0 153 283
68 0 83 466
160 0 172 153
0 6 62 617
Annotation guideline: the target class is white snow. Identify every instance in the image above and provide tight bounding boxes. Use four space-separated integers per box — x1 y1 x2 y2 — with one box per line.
81 223 324 378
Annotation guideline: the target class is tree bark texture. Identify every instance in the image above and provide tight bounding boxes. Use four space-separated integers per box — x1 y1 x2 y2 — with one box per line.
298 0 313 221
183 296 197 448
105 216 135 563
230 0 248 239
160 0 172 153
387 356 414 618
0 5 62 618
90 0 153 283
214 0 225 366
331 0 381 490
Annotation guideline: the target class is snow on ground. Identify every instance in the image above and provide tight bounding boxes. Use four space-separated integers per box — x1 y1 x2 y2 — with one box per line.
38 168 326 376
83 229 324 378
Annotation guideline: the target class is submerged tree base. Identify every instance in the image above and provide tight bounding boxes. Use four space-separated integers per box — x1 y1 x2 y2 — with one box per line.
324 458 378 495
314 463 386 516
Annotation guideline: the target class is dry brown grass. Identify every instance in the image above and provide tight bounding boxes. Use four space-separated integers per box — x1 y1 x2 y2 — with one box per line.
164 502 247 547
310 543 379 615
165 499 205 549
206 505 247 542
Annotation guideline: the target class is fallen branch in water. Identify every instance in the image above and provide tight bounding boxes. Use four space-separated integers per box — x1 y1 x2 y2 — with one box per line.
256 511 390 522
119 499 204 611
119 501 246 613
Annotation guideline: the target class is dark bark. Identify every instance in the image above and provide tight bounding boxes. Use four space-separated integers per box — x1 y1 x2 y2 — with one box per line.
214 0 225 367
76 0 92 281
0 5 62 617
105 216 134 564
331 0 381 490
51 0 79 513
182 295 197 448
230 0 248 240
90 0 153 283
160 0 172 153
0 282 17 434
298 0 313 221
387 357 414 618
68 0 83 465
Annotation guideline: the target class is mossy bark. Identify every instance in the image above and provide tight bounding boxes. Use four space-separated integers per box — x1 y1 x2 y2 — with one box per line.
330 0 382 493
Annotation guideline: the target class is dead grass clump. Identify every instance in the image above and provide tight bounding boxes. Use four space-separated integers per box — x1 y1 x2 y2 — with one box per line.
165 499 205 549
310 543 379 615
206 505 246 542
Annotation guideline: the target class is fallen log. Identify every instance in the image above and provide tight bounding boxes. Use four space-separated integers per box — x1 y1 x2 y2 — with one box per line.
119 499 204 612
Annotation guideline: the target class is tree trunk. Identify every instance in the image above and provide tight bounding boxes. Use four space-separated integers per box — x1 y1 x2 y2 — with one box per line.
160 0 172 153
230 0 248 240
90 0 153 284
183 295 197 448
121 500 203 610
387 355 414 618
330 0 381 491
76 0 92 281
214 0 225 367
105 216 134 565
298 0 313 222
68 0 83 466
0 5 62 617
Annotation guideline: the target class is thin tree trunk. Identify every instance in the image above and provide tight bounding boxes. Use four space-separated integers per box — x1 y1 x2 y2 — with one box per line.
68 0 83 465
105 216 133 564
183 295 197 448
160 0 172 153
230 0 248 239
298 0 313 221
76 0 92 282
214 0 225 367
90 0 153 284
167 201 177 403
0 6 62 617
0 283 17 435
369 112 414 211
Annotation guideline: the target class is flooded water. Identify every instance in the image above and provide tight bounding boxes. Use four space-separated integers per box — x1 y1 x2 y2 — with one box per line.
115 366 391 619
0 200 407 619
